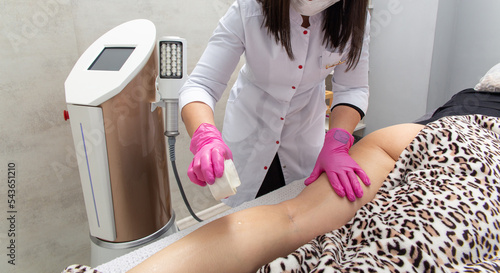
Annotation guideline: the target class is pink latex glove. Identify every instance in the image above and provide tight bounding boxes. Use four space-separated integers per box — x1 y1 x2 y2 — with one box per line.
188 123 233 186
304 128 370 201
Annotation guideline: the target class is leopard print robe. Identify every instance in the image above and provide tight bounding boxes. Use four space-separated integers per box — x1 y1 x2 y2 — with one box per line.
258 115 500 273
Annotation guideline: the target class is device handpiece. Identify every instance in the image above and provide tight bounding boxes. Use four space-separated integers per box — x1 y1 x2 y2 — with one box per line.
157 37 186 137
208 159 241 200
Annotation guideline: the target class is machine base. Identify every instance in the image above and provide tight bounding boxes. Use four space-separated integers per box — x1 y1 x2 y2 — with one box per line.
89 213 178 267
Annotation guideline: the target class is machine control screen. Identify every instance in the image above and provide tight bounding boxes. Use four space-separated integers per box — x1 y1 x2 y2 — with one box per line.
88 47 135 71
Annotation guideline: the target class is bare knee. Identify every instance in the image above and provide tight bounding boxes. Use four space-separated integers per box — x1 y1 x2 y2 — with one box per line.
281 200 299 227
277 195 326 244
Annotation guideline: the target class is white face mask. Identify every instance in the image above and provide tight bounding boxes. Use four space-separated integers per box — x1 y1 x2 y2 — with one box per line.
291 0 341 16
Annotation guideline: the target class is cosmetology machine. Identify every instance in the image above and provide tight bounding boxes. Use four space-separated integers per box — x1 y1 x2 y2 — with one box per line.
64 19 184 266
64 19 240 266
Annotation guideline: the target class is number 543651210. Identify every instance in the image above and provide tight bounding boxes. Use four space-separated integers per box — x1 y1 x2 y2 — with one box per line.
7 163 16 209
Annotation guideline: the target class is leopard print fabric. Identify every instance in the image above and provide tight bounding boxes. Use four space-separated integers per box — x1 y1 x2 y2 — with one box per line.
258 115 500 273
62 264 101 273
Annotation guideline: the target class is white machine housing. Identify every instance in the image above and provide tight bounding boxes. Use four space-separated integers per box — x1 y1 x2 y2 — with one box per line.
65 19 175 248
66 20 156 107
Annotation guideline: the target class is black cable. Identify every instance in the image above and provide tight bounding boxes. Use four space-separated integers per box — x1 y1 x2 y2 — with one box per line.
167 136 203 222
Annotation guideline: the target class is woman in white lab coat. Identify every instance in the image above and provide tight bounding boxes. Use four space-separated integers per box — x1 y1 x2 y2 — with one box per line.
180 0 371 207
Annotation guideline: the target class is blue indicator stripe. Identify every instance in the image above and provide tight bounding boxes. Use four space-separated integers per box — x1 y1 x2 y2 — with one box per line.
80 123 100 228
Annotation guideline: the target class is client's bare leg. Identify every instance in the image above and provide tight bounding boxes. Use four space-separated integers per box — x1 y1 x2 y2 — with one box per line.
128 124 424 273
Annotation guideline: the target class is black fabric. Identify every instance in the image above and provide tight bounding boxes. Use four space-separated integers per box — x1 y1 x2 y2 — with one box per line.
256 154 286 198
416 88 500 125
331 103 365 119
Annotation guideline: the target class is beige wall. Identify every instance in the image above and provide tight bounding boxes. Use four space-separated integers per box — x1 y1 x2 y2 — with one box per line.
0 0 237 271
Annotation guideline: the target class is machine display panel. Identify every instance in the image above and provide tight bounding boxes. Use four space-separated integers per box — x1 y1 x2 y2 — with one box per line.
88 47 135 71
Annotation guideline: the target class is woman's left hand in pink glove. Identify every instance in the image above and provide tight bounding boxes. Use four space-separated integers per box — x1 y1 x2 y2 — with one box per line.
304 128 371 201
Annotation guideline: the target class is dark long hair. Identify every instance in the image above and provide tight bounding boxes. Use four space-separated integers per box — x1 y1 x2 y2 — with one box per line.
256 0 368 71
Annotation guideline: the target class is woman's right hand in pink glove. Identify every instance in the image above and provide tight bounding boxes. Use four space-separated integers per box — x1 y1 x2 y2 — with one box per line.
188 123 233 186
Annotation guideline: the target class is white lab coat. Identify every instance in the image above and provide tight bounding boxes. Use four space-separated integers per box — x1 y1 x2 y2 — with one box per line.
179 0 370 207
